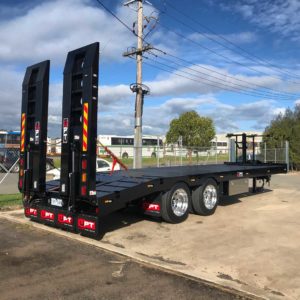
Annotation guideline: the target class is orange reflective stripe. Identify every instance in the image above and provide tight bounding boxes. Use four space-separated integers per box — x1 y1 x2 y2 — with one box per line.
20 113 26 152
82 103 88 151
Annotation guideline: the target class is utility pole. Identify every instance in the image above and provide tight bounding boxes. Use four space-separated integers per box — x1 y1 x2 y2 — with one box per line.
123 0 153 168
134 0 143 169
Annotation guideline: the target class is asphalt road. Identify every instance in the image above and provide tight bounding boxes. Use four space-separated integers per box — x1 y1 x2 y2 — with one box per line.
0 173 19 194
0 219 251 300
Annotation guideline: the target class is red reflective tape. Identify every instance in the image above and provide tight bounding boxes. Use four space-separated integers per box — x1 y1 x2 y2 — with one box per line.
20 113 26 152
84 104 88 114
82 103 88 151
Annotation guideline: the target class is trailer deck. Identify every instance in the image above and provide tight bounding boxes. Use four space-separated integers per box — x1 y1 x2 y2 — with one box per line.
19 42 287 238
44 163 286 218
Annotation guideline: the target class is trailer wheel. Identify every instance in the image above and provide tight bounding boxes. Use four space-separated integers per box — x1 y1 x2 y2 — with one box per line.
122 152 129 159
192 179 219 216
161 183 191 223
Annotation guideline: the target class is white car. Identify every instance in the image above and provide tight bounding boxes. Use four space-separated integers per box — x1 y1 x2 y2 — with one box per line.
47 158 120 180
96 158 120 172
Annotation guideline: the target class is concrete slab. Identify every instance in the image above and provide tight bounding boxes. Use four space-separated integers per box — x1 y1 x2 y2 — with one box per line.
1 173 299 300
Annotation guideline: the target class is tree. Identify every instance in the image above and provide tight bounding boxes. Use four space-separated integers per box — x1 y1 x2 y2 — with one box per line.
166 111 216 148
264 104 300 170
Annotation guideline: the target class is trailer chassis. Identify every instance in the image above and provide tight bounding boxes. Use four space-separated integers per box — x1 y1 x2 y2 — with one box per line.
19 43 287 238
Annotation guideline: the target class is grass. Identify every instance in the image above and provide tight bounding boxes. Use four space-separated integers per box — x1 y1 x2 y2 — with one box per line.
0 193 22 208
51 154 230 169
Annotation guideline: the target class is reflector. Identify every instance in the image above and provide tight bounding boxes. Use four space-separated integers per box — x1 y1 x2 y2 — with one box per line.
82 159 87 170
81 185 87 196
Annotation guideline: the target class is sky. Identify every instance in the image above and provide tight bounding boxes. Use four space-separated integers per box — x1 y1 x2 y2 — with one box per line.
1 0 300 137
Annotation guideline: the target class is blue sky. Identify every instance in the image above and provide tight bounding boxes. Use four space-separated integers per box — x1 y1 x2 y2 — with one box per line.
0 0 300 137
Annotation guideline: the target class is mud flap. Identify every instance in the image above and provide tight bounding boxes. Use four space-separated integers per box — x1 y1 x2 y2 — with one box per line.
37 206 56 226
55 209 76 232
77 213 100 238
24 204 39 220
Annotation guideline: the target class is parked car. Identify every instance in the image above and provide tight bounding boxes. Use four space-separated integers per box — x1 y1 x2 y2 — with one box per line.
0 148 54 173
96 158 120 172
47 158 120 180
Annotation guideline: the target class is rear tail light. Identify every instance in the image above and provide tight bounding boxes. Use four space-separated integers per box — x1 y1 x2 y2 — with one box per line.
19 178 23 189
81 185 87 196
82 159 87 170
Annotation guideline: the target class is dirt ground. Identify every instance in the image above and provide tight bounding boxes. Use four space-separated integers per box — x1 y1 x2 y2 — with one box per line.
0 219 251 300
1 172 299 300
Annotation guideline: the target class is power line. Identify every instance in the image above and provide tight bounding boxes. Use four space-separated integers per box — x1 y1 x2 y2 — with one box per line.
148 55 294 100
92 0 298 101
94 0 137 36
149 49 298 99
161 0 300 80
157 22 300 86
143 57 296 101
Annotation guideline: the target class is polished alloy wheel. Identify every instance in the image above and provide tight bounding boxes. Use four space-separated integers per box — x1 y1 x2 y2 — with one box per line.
203 184 218 209
171 188 189 217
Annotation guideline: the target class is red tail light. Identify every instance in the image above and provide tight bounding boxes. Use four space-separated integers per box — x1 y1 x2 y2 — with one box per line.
19 179 23 189
81 185 87 196
82 159 87 170
77 218 96 231
20 158 24 166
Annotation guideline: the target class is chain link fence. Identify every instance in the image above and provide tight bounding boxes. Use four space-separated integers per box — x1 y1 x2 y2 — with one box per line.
0 147 20 175
97 143 289 168
0 142 291 195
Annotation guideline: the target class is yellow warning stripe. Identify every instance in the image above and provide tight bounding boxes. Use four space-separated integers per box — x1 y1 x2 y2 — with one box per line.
82 103 88 151
20 113 26 152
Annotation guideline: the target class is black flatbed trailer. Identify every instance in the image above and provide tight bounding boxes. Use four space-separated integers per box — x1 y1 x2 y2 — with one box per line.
19 43 287 239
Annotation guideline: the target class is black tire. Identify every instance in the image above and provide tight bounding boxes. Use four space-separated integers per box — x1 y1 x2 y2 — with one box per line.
192 179 219 216
122 152 129 159
151 152 156 158
161 182 191 223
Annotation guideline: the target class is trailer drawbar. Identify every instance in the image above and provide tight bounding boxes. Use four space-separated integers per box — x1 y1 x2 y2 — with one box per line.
19 42 287 238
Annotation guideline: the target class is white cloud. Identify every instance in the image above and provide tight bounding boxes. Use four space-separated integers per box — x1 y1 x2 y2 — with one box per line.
145 63 285 96
228 0 300 41
295 99 300 106
0 0 296 138
189 31 257 45
0 68 22 131
206 99 286 132
0 0 136 65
